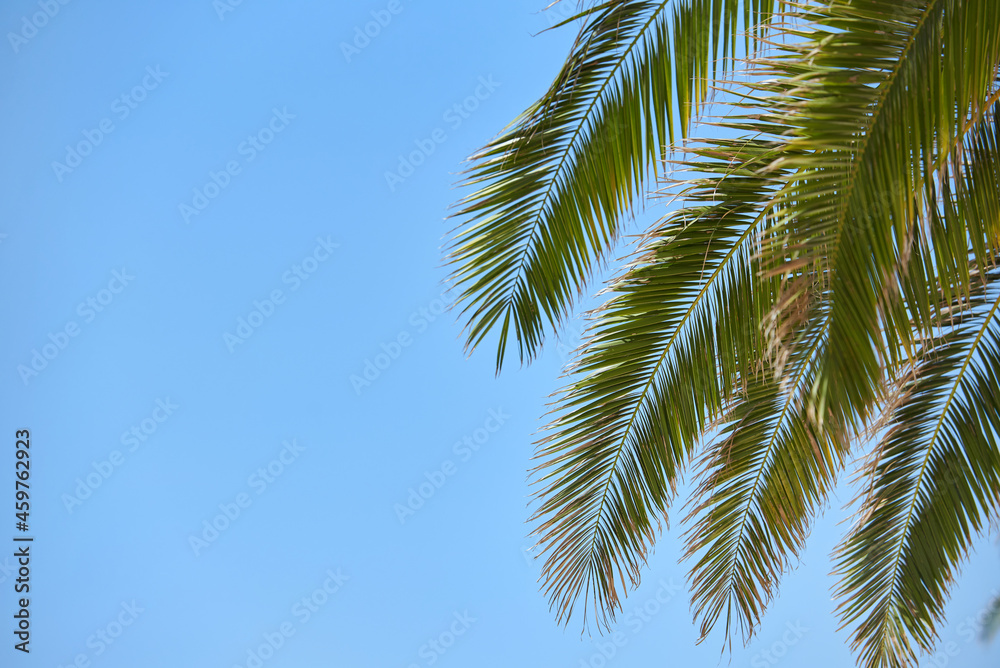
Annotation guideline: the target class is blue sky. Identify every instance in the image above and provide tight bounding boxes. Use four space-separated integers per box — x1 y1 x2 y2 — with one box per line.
0 1 998 667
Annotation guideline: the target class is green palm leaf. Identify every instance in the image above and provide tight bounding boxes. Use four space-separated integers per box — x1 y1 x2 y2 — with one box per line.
445 1 1000 666
529 132 787 630
833 99 1000 668
446 0 784 372
835 285 1000 667
763 0 1000 433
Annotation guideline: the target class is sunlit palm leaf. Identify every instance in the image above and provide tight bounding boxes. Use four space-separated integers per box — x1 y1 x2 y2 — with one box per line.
446 0 784 372
446 1 1000 665
763 0 1000 434
835 284 1000 667
683 305 841 645
834 102 1000 668
529 132 787 630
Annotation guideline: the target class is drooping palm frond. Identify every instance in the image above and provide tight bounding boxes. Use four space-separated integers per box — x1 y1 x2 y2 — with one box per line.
529 131 790 631
521 1 1000 658
835 287 1000 668
446 0 785 372
833 102 1000 668
761 0 1000 435
683 302 840 646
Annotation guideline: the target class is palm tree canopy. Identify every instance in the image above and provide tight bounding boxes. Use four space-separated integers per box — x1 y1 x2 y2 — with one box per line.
445 2 1000 667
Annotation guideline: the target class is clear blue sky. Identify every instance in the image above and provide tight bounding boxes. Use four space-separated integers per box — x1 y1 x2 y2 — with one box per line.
0 1 997 667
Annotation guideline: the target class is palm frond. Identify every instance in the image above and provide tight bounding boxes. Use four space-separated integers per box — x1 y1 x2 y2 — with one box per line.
835 276 1000 667
446 0 784 372
683 304 840 646
830 94 1000 667
446 1 1000 665
529 132 788 631
762 0 1000 434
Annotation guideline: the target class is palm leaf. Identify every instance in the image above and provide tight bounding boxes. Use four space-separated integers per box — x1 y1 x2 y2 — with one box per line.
762 0 1000 435
529 131 788 631
833 99 1000 668
683 304 841 645
446 0 785 372
835 282 1000 667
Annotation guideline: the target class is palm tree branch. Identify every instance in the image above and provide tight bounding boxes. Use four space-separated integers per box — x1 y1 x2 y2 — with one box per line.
530 133 791 631
447 0 784 372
